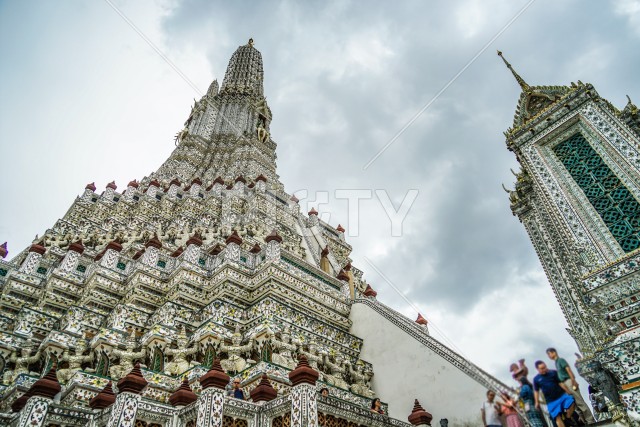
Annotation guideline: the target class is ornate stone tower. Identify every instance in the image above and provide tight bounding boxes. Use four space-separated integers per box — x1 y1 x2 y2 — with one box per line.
499 51 640 421
0 40 509 426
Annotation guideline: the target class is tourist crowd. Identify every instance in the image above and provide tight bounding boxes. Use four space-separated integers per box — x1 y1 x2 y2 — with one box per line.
481 348 596 427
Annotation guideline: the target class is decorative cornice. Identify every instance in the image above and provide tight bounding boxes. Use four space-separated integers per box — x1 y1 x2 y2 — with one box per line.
29 364 61 399
200 358 230 390
250 373 277 402
407 399 433 426
89 381 116 410
289 355 319 386
169 377 197 407
117 362 148 394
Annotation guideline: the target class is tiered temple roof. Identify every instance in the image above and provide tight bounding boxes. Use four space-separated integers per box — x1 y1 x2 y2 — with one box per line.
0 40 508 427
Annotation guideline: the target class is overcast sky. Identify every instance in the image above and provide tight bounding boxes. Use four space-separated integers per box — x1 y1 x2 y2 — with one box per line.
1 0 639 408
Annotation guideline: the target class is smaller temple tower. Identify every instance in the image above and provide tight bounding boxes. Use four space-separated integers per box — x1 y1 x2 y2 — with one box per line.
499 51 640 422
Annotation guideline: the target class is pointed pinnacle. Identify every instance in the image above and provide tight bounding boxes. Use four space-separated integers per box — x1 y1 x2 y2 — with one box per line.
497 50 530 92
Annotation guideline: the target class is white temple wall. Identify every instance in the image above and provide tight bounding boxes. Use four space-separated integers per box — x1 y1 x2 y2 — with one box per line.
349 302 487 426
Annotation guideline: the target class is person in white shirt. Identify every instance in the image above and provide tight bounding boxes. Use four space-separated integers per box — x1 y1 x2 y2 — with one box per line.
481 390 502 427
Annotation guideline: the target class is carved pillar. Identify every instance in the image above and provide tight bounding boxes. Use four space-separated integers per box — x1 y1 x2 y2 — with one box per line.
211 177 224 196
265 230 282 262
19 243 46 274
184 234 203 265
17 396 51 427
145 180 160 198
234 176 246 191
58 240 85 274
308 208 319 227
209 244 224 268
88 380 116 426
99 241 123 269
142 247 159 267
169 377 197 408
123 180 139 202
190 178 203 196
104 181 117 201
288 194 300 215
141 235 163 267
17 365 61 427
81 182 97 202
342 263 355 300
107 392 141 427
249 243 262 268
289 355 319 427
255 174 267 192
197 359 230 427
337 269 350 299
225 231 243 263
167 178 181 199
107 363 147 427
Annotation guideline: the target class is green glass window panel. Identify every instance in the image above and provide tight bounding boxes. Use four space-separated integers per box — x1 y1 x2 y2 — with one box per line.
620 234 640 252
584 184 604 200
576 175 593 187
261 342 273 362
575 165 590 176
629 217 640 228
586 156 604 168
36 266 47 274
76 264 87 273
240 256 247 263
592 197 612 212
198 258 206 266
620 199 640 216
116 262 126 270
611 187 631 202
554 144 572 156
95 352 110 377
601 176 620 191
591 166 611 179
203 345 216 368
554 132 640 252
151 349 164 372
602 209 623 224
157 260 166 268
576 144 592 157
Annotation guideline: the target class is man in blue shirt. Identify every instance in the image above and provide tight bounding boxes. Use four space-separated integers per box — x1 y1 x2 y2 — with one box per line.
227 378 247 400
533 360 576 427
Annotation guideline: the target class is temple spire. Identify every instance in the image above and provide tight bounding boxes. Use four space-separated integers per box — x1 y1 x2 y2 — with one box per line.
497 51 530 92
220 38 264 97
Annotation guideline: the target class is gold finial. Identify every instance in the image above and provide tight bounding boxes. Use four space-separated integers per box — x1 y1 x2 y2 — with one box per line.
497 50 530 92
248 38 254 47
